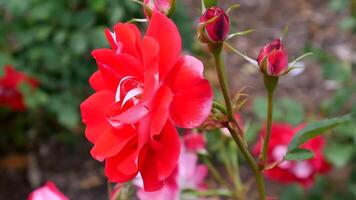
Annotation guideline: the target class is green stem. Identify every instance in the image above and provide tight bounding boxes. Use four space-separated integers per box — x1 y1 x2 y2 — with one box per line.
212 47 266 200
183 188 232 197
213 49 234 122
201 155 231 189
260 91 274 165
227 126 266 200
220 136 242 199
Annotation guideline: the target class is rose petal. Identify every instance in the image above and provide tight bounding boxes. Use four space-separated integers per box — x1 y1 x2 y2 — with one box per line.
267 49 288 76
149 85 173 137
146 11 181 79
92 49 143 90
140 121 180 191
27 181 69 200
142 36 160 101
90 125 136 161
80 91 114 143
105 147 139 183
166 55 213 128
89 70 106 91
114 23 142 58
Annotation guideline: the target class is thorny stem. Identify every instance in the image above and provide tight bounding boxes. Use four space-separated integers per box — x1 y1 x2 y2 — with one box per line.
212 45 266 200
260 91 274 166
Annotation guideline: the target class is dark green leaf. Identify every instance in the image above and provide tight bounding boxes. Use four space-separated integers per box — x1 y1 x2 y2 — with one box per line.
284 148 314 161
287 114 351 152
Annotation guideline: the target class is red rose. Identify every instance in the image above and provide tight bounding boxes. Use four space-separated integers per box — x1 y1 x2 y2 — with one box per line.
199 7 230 43
80 11 213 191
253 123 331 187
257 39 288 76
0 65 38 111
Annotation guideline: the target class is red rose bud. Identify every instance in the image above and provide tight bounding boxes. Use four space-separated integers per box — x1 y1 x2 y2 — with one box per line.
257 38 288 77
199 7 230 43
143 0 176 18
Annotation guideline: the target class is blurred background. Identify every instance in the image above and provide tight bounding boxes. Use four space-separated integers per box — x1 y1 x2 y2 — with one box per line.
0 0 355 199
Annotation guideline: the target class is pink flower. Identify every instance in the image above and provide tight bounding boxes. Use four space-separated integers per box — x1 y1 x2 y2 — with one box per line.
135 135 208 200
143 0 176 17
27 181 69 200
0 65 38 111
183 130 206 152
253 123 331 187
257 39 288 76
80 11 213 191
199 7 230 43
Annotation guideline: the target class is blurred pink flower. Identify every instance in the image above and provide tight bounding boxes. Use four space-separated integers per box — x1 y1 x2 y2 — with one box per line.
28 181 69 200
135 132 208 200
183 130 206 152
221 114 244 137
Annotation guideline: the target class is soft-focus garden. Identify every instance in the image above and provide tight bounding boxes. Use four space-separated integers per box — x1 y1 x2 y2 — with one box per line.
0 0 355 199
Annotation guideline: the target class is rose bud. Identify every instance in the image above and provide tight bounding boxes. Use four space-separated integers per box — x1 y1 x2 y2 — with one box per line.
199 7 230 43
257 38 289 77
143 0 176 18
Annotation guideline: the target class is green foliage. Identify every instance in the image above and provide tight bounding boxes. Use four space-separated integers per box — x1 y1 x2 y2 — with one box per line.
287 114 351 151
324 141 354 168
280 185 304 200
309 45 356 168
284 148 314 161
203 0 217 9
253 97 304 125
0 0 194 135
0 0 143 131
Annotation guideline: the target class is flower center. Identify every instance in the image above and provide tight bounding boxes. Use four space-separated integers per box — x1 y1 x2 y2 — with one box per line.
107 76 145 129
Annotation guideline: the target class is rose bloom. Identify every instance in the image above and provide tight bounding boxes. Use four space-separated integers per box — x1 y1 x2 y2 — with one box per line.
0 65 38 111
28 181 69 200
253 123 331 187
80 11 213 191
134 131 208 200
257 38 288 77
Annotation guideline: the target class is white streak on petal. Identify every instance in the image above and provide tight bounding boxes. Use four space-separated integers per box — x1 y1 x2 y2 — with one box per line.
293 161 312 178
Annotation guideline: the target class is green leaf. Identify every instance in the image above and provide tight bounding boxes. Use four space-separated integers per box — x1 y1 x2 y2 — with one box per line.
287 114 351 152
284 148 314 161
203 0 217 9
